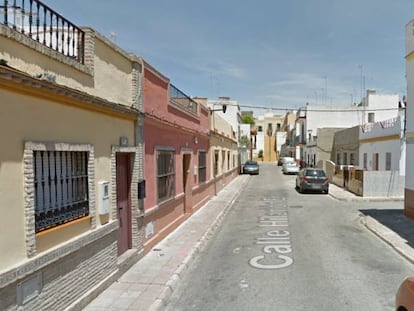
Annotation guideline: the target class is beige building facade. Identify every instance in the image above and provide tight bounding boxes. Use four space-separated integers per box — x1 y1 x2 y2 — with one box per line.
254 113 284 162
0 11 144 311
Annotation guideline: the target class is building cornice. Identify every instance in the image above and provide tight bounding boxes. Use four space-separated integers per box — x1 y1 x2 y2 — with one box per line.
0 65 140 120
359 134 400 144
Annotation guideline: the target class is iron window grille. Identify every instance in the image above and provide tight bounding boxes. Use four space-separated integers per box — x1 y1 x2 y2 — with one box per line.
198 151 206 183
157 149 175 202
34 150 89 233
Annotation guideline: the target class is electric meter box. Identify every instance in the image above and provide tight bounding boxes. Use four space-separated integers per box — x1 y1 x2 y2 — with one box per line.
98 181 110 215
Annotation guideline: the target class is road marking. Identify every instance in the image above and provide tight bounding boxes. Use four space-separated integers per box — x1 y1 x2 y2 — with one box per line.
249 201 294 270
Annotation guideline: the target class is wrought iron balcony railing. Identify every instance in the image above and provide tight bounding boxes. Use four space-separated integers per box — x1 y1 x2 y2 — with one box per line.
169 83 198 116
0 0 84 64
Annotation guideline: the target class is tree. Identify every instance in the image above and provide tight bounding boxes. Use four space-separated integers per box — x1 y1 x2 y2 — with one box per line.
239 135 250 148
241 114 255 124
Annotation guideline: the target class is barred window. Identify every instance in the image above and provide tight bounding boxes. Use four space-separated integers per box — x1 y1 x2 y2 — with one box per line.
198 151 207 183
34 151 89 233
157 149 175 202
363 153 367 169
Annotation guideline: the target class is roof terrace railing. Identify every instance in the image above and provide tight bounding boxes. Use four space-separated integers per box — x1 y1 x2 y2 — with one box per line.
169 83 198 116
0 0 85 64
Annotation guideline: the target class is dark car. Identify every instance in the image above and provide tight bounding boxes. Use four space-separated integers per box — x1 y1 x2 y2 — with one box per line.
242 161 259 175
296 168 329 194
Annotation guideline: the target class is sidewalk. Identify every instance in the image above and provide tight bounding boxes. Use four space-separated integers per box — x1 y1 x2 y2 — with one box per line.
329 183 414 267
82 175 250 311
81 178 414 311
328 182 404 202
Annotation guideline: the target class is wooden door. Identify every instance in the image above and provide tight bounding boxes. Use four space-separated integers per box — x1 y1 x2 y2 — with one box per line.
116 153 132 255
182 154 191 213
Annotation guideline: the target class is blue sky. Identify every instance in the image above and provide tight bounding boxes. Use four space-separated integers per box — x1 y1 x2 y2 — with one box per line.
45 0 414 114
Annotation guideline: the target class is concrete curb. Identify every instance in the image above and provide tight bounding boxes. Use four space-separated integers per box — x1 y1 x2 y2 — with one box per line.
329 193 403 203
361 215 414 265
148 176 249 310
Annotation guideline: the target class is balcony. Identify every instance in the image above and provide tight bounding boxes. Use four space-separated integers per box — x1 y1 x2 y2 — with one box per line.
0 0 84 64
169 84 198 116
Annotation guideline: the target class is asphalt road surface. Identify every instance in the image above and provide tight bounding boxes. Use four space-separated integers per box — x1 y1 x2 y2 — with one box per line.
164 163 414 311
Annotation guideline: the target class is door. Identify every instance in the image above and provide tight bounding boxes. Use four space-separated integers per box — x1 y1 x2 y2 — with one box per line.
182 154 191 213
373 153 379 171
116 153 132 256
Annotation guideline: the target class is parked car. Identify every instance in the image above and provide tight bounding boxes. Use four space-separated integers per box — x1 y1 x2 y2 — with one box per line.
296 168 329 194
396 277 414 311
278 156 295 166
242 160 259 175
282 162 300 174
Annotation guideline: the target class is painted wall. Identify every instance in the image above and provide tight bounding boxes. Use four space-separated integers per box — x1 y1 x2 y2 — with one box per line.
359 116 403 172
0 89 134 271
405 19 414 217
305 101 399 141
0 26 136 106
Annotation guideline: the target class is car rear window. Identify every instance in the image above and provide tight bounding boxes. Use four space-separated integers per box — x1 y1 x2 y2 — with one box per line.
305 169 325 177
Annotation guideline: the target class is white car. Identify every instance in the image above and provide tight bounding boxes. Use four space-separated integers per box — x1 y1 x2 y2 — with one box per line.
282 162 300 174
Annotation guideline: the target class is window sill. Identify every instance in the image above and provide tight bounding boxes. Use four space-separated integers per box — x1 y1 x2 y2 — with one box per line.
35 216 92 253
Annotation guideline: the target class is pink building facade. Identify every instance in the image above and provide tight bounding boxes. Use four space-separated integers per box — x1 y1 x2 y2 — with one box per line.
142 62 213 252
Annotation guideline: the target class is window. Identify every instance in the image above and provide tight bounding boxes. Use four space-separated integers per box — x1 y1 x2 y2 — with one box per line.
385 152 392 171
157 149 175 201
214 151 219 177
368 112 375 123
336 153 340 165
198 151 206 183
267 123 273 136
363 153 367 169
222 151 226 172
350 153 355 165
343 153 347 165
258 126 263 132
34 151 89 233
227 152 230 171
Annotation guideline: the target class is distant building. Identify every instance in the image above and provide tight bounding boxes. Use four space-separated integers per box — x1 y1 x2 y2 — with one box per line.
294 91 400 167
254 113 284 162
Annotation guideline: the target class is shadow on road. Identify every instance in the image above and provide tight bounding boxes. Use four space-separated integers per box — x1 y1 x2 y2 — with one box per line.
360 209 414 248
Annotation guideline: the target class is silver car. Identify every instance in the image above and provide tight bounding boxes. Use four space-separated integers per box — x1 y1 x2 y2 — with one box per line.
296 168 329 194
282 162 300 175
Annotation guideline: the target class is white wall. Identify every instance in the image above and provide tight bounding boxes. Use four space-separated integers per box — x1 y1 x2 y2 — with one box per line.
406 19 414 191
306 96 399 140
359 140 401 171
208 99 240 143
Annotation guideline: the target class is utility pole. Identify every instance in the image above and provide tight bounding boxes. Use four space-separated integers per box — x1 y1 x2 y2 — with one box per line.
358 64 363 104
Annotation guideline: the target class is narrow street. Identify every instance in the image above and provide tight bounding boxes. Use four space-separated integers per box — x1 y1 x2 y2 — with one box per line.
164 163 414 311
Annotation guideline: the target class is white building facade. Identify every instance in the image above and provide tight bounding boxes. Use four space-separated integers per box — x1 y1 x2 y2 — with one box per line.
297 92 400 167
405 19 414 218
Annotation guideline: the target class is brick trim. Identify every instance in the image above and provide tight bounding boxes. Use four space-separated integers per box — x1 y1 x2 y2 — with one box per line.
111 146 143 250
24 142 95 257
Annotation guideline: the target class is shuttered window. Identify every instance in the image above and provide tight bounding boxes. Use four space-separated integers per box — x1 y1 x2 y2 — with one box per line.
34 151 89 233
198 151 206 183
157 150 175 202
